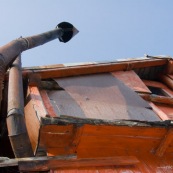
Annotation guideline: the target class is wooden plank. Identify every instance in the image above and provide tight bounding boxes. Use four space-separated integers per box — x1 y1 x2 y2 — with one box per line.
25 63 65 70
160 75 173 90
77 135 161 153
23 59 168 79
155 129 173 157
143 79 173 97
76 125 166 158
70 126 84 153
137 153 161 173
139 93 173 106
0 155 76 167
143 80 168 89
47 90 86 118
82 125 166 138
160 153 173 171
50 165 144 173
40 125 75 148
166 60 173 74
76 147 131 158
28 86 48 117
47 147 73 156
40 89 57 117
24 87 41 154
53 73 160 121
51 152 173 173
40 124 167 157
46 126 84 156
18 156 140 172
156 104 173 120
27 152 173 173
112 70 151 93
149 102 169 120
94 166 119 173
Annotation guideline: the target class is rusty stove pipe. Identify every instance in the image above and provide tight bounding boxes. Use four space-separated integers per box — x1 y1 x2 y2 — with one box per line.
0 22 79 109
7 55 34 157
0 22 78 158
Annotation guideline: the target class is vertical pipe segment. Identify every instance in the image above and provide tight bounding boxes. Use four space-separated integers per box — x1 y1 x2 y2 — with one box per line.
7 55 34 158
0 21 78 159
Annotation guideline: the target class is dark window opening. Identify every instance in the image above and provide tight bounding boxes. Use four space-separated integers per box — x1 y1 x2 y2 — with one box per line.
148 86 170 97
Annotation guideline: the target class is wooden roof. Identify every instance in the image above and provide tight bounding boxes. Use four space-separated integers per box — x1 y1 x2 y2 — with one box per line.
1 56 173 172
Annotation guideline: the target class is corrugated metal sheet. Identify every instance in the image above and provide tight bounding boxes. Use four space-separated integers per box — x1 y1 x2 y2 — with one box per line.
48 73 160 121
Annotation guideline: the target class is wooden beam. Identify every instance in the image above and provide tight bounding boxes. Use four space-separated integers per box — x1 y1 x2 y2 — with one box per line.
149 102 169 121
28 86 48 117
0 155 140 171
160 75 173 91
23 59 168 79
143 80 168 89
155 129 173 157
165 60 173 74
143 79 173 97
69 126 84 154
19 156 140 172
112 70 151 93
0 155 76 167
139 93 173 105
40 89 57 117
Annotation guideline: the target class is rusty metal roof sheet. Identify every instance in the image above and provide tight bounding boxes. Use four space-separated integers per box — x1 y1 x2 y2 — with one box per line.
47 73 161 121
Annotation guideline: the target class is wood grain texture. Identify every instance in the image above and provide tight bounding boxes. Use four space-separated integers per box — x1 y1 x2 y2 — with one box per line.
23 58 168 79
39 124 168 157
28 86 48 117
24 88 41 155
160 75 173 90
19 156 140 172
149 102 169 120
143 79 173 97
50 153 173 173
155 104 173 120
155 129 173 157
140 93 173 106
76 125 166 158
40 89 57 117
112 70 151 93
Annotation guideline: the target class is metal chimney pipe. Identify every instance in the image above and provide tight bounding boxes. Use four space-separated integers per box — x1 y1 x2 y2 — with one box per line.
7 55 34 158
0 22 79 109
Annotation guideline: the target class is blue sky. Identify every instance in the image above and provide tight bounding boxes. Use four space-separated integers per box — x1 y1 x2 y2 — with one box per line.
0 0 173 67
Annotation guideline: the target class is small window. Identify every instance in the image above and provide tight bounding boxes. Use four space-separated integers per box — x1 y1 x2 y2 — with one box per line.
148 86 170 97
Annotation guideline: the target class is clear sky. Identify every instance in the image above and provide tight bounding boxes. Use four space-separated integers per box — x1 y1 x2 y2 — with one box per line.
0 0 173 67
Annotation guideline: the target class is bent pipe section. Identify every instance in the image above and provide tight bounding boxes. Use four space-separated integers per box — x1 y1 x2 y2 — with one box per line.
0 22 77 158
7 55 34 158
0 21 77 108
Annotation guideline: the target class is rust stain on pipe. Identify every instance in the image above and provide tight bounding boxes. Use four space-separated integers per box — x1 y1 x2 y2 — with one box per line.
7 55 34 158
0 31 62 108
0 22 78 110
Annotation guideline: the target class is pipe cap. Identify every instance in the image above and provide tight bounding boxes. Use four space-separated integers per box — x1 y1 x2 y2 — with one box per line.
56 22 79 43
